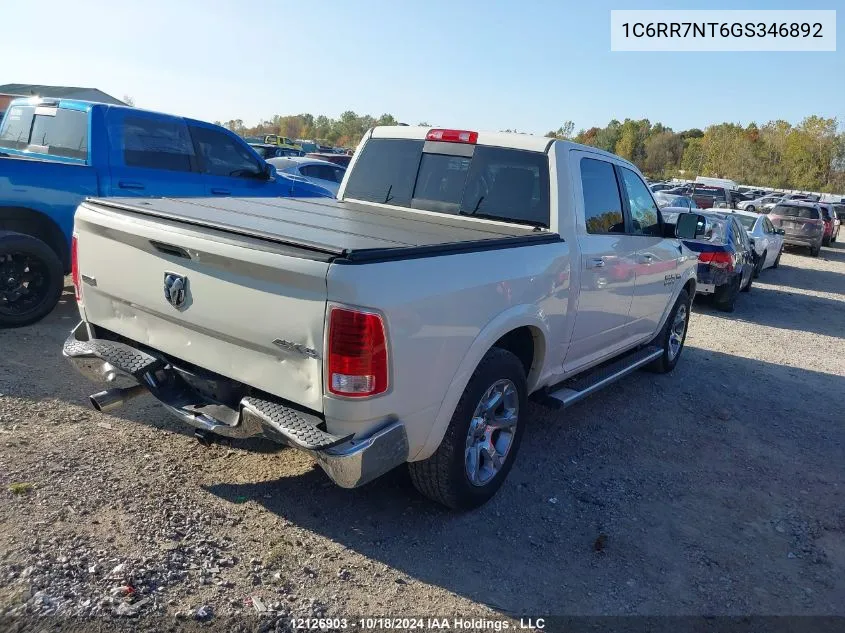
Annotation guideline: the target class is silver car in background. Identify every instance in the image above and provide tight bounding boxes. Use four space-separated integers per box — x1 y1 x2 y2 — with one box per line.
736 195 783 214
731 209 785 276
267 157 347 197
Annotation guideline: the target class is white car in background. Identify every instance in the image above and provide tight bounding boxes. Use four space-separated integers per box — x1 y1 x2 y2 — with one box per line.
736 195 783 214
731 209 785 276
267 157 346 197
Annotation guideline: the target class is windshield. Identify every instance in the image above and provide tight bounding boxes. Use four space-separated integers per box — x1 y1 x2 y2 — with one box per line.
343 138 551 227
772 205 820 219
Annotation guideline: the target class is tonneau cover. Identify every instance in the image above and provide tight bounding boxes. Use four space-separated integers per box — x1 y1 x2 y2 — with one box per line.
85 196 548 258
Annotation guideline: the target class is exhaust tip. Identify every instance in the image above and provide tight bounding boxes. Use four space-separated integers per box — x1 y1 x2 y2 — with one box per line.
89 394 104 412
89 384 147 413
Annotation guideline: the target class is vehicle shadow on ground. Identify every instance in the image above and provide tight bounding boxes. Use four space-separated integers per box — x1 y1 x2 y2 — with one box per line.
761 265 845 294
783 243 845 265
203 348 845 615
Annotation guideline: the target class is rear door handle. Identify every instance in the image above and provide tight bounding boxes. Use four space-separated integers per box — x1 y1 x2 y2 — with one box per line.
587 258 606 269
118 181 145 190
211 188 231 195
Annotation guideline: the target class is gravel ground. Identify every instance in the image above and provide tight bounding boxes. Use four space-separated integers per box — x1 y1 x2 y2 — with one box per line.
1 242 843 631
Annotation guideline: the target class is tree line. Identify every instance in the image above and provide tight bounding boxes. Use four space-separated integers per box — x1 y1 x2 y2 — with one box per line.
215 113 430 149
546 117 845 193
215 111 845 193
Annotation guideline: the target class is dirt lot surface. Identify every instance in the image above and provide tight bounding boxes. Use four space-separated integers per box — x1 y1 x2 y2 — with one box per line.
1 242 844 631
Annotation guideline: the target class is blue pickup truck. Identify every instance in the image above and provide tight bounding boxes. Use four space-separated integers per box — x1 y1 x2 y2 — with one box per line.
0 97 331 327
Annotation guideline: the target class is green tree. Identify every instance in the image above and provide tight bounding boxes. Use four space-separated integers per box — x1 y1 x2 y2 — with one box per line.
545 121 575 140
643 131 684 176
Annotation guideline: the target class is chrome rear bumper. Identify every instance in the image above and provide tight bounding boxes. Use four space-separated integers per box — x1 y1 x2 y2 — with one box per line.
62 321 408 488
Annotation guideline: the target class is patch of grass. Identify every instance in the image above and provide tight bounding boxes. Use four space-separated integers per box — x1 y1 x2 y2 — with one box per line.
265 538 292 566
9 482 34 495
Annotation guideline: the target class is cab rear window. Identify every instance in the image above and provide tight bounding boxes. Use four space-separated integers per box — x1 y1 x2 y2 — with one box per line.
343 138 550 227
0 105 88 159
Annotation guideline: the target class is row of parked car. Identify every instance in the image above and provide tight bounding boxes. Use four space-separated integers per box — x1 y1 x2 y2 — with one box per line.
243 135 352 197
652 180 843 312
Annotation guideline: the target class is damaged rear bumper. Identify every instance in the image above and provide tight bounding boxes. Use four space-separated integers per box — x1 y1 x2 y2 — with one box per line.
62 322 408 488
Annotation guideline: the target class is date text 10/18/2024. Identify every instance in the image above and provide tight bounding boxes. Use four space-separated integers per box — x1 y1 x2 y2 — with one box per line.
291 617 547 630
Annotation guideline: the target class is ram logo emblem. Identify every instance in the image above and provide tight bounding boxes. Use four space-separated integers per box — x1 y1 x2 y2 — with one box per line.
163 272 188 309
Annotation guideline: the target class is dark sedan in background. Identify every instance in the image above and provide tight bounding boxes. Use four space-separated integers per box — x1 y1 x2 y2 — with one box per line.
664 209 756 312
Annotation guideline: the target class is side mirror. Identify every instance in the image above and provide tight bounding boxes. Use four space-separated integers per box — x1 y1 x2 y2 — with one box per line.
264 163 277 180
776 228 785 235
675 213 706 240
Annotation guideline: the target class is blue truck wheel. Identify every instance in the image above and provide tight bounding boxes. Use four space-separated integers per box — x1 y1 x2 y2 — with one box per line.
0 231 64 328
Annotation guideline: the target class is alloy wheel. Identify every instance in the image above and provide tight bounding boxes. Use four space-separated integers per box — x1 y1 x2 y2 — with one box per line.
465 379 519 487
668 303 688 361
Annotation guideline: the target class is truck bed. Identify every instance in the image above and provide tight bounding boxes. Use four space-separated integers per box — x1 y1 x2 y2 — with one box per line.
86 196 560 263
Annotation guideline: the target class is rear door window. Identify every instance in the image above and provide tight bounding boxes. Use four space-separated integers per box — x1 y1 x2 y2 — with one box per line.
123 117 195 172
580 157 625 234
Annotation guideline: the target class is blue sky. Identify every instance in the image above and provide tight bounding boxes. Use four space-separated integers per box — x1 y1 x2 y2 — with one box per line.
5 0 843 134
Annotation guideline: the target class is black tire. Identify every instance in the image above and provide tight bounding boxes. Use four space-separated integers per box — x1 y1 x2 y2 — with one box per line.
746 205 755 213
741 269 753 293
714 276 740 313
408 348 527 510
753 251 766 278
810 244 821 257
772 249 781 269
0 231 64 328
646 289 691 374
822 236 831 247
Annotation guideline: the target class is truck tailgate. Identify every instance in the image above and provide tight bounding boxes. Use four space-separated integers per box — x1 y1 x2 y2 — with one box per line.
73 201 329 412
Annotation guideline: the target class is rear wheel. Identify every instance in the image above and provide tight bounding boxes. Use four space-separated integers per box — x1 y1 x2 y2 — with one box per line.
753 251 766 278
714 276 740 312
408 348 526 510
822 235 831 246
646 289 690 374
810 244 821 257
0 232 64 328
741 270 753 293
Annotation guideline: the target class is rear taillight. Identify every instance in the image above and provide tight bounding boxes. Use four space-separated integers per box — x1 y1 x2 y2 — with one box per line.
698 251 734 271
327 307 388 398
425 128 478 144
71 234 81 301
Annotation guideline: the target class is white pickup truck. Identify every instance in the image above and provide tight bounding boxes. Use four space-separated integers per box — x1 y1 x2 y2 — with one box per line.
64 127 704 509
